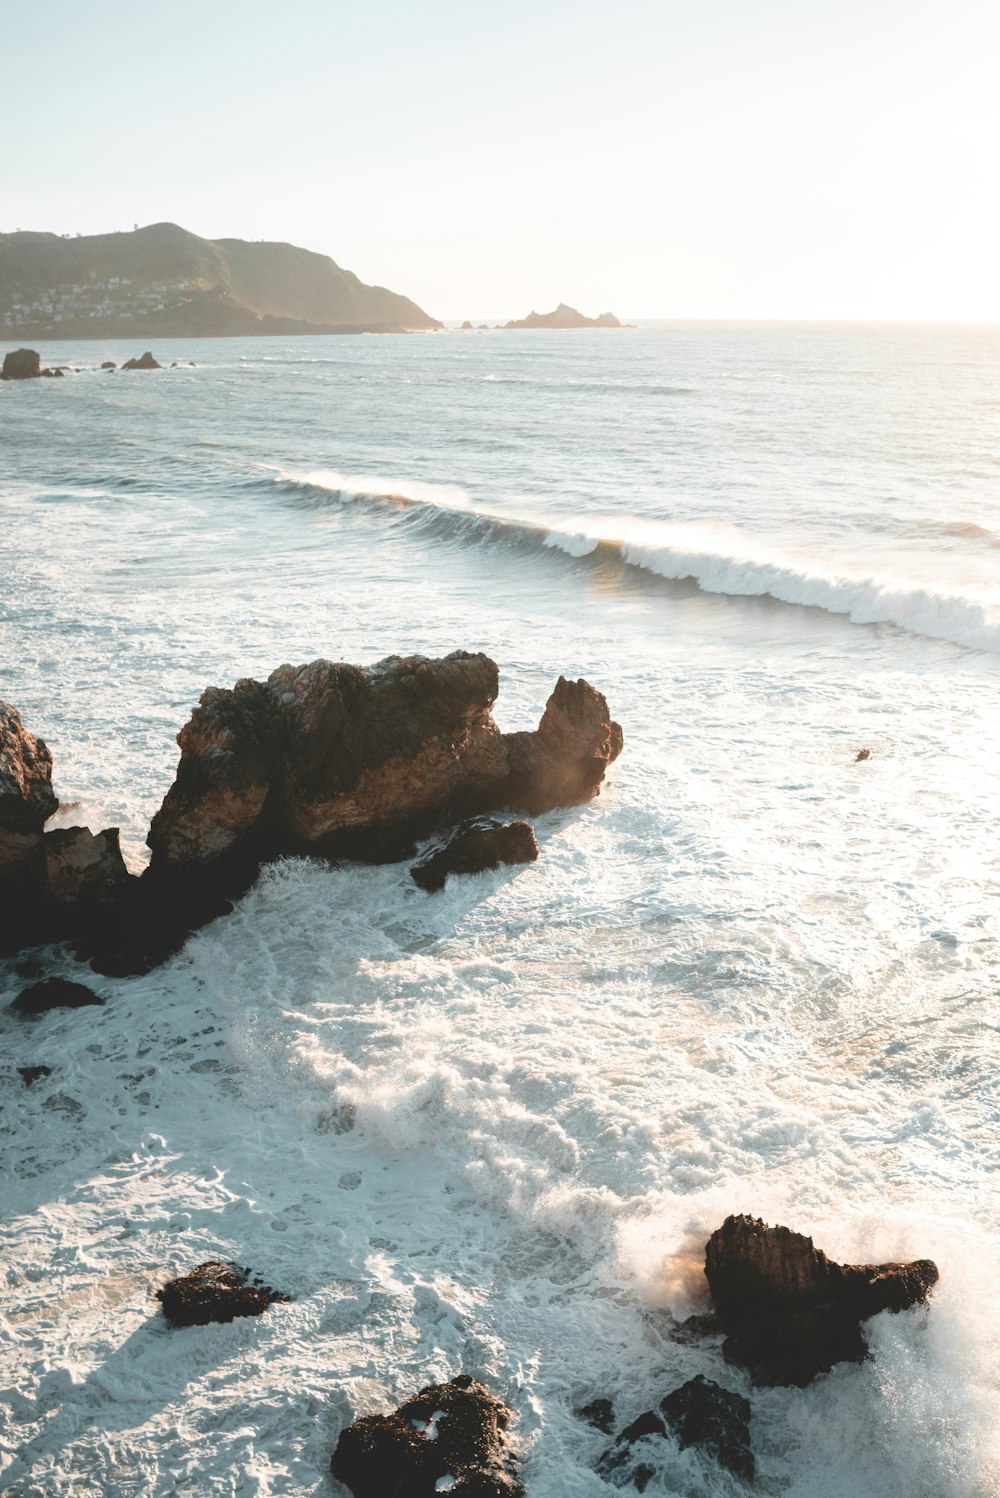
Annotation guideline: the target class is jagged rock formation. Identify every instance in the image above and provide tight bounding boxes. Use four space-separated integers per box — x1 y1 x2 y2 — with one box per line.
704 1213 939 1385
597 1376 754 1488
1 656 620 972
0 222 441 338
504 303 622 329
410 818 539 891
148 652 621 871
156 1262 288 1327
331 1375 523 1498
121 350 161 370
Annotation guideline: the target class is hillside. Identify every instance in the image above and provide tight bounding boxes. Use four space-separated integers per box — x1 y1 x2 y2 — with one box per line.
0 223 441 338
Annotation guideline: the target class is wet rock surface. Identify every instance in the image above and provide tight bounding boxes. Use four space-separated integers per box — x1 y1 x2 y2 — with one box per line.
330 1374 523 1498
11 977 105 1015
410 818 538 891
598 1376 753 1487
705 1213 939 1385
156 1261 289 1327
18 1064 52 1087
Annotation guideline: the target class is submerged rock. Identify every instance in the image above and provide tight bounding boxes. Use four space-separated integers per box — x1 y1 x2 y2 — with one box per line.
2 348 42 379
576 1397 616 1435
18 1064 52 1086
597 1376 753 1487
410 818 538 891
157 1261 288 1327
704 1213 939 1385
331 1374 523 1497
121 350 161 370
11 977 105 1015
660 1376 754 1482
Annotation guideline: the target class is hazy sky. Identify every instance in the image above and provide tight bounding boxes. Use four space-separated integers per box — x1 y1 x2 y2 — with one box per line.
5 0 999 319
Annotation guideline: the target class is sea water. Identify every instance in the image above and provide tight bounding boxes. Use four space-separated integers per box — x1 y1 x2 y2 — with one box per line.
0 325 997 1496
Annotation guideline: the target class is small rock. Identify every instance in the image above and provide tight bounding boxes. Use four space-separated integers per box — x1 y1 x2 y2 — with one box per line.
156 1261 289 1327
11 978 104 1015
856 747 871 762
331 1374 523 1497
18 1064 52 1087
660 1376 754 1483
577 1397 615 1434
121 351 161 371
101 361 117 371
2 348 42 379
410 818 538 891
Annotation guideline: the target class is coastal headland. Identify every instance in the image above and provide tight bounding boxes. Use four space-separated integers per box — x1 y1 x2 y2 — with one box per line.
0 222 442 339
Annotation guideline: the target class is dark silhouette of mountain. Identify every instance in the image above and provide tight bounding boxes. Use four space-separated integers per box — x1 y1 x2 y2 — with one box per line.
0 222 441 338
504 303 622 329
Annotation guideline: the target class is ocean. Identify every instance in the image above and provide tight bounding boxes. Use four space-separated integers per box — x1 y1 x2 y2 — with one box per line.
1 324 998 1496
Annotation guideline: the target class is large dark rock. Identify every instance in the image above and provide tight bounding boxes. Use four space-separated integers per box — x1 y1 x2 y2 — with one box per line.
149 653 621 872
330 1375 523 1498
121 350 161 370
2 348 42 379
156 1261 288 1327
705 1213 939 1386
11 977 104 1015
410 818 538 891
18 1064 52 1087
597 1377 752 1488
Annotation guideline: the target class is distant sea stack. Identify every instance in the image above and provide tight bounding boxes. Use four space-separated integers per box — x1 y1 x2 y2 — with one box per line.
0 222 442 339
504 303 623 329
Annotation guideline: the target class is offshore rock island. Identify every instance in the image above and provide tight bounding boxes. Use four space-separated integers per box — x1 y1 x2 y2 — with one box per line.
504 302 624 329
0 221 442 338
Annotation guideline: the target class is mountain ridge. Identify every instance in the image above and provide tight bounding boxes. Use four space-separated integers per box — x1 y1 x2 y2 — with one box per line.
0 222 441 338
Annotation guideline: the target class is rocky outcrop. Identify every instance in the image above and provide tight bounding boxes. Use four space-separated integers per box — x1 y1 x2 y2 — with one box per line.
43 826 130 903
704 1214 939 1386
330 1375 523 1498
156 1261 289 1327
10 977 104 1015
598 1376 753 1488
148 653 621 872
0 703 57 880
504 304 622 329
410 818 538 891
4 655 620 973
121 350 161 370
1 348 42 378
101 360 117 370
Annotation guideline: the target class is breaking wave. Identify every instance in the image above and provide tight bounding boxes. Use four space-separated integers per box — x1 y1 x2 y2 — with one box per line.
267 467 1000 655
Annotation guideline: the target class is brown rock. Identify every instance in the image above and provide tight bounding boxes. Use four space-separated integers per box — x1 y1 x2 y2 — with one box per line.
43 826 130 903
121 350 162 370
330 1375 523 1498
0 703 57 878
101 360 117 371
2 348 42 379
704 1213 939 1385
148 652 620 873
502 675 623 815
410 818 538 891
156 1261 289 1327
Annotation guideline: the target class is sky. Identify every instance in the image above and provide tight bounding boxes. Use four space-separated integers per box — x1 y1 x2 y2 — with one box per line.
4 0 1000 320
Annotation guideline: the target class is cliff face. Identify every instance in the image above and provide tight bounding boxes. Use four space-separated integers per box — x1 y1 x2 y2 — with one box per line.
0 223 441 338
